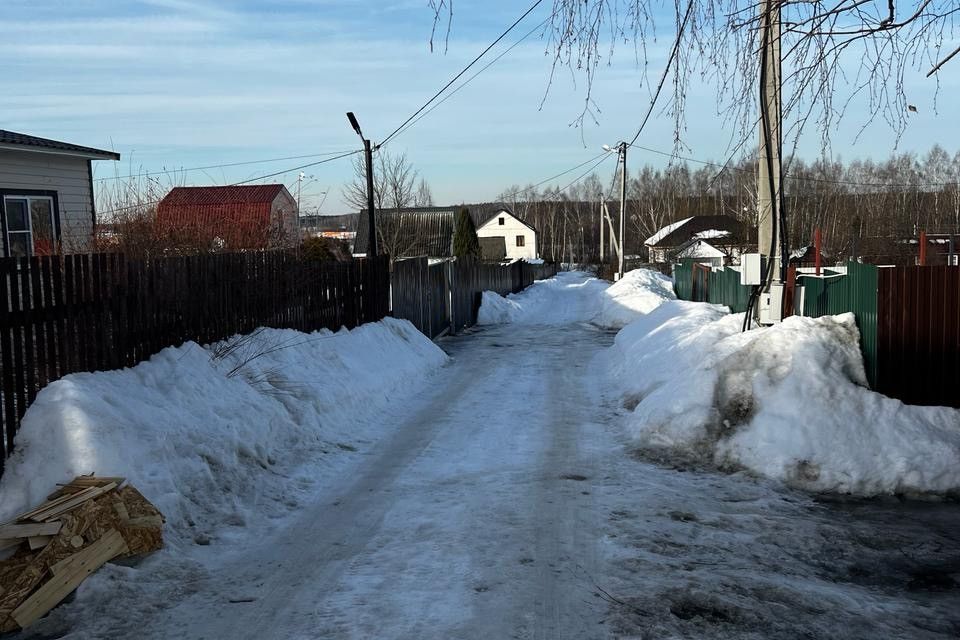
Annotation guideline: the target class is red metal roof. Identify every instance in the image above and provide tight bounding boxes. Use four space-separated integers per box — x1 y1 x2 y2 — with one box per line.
160 184 287 207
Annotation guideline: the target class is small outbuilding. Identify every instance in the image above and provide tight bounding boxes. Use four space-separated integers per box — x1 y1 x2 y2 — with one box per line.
157 184 298 250
0 130 119 257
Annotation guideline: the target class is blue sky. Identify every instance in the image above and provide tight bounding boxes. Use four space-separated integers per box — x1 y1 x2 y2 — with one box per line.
2 0 956 214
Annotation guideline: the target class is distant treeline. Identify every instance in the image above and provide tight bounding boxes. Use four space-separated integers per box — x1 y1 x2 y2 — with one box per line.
497 145 960 263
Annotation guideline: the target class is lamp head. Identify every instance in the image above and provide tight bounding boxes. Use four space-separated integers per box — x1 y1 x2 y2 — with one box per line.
346 112 363 137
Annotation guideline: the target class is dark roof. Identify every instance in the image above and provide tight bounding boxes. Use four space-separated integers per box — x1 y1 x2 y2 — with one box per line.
160 185 289 207
354 208 456 257
646 215 752 248
479 236 507 262
0 129 120 160
300 213 357 231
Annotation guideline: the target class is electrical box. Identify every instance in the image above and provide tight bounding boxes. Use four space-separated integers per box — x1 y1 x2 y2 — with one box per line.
740 253 764 286
758 283 784 325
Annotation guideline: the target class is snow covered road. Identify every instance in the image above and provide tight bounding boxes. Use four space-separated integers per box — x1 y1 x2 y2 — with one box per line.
10 272 960 639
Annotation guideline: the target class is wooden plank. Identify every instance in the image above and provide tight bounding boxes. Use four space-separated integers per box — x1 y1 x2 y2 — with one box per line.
0 507 97 630
0 522 61 539
14 485 100 522
33 482 117 522
11 529 128 629
27 536 51 550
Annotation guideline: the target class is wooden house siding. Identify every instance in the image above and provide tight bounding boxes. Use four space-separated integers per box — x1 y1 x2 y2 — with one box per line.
0 149 94 255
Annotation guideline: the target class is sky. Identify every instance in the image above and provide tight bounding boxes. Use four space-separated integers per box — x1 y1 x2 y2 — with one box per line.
2 0 957 215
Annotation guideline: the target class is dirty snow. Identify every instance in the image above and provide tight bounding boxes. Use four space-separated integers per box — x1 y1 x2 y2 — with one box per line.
602 303 960 496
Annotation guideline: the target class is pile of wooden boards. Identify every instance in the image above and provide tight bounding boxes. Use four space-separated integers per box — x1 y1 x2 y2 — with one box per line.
0 475 164 632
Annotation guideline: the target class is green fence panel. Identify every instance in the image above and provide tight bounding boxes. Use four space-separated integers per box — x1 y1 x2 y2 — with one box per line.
673 262 693 301
801 262 878 387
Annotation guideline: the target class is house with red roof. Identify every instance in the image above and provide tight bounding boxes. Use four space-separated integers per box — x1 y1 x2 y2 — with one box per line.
157 184 298 250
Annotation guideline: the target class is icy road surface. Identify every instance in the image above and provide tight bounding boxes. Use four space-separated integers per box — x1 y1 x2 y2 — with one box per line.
17 274 960 639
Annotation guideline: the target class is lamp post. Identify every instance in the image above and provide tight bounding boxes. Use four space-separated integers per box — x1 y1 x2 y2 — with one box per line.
346 112 378 258
603 142 627 279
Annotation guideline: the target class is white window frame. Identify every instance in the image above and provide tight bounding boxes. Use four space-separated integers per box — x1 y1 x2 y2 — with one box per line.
3 195 57 258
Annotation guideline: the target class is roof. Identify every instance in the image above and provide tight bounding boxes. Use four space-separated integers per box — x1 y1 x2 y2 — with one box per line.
354 208 457 257
469 203 537 234
0 129 120 160
645 215 751 248
160 184 289 207
479 236 507 261
675 239 726 259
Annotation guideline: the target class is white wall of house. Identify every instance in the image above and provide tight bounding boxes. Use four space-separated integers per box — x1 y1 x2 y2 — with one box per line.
476 210 537 260
0 149 94 256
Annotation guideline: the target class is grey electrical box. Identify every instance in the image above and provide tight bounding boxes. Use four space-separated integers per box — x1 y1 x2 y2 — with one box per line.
740 253 764 285
758 283 784 324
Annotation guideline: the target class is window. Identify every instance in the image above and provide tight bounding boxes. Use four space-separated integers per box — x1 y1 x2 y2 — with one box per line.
498 217 504 225
3 195 58 257
516 235 525 247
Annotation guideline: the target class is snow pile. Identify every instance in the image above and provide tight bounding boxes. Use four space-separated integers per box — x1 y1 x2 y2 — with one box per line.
592 268 676 328
0 318 448 551
606 308 960 496
477 272 609 325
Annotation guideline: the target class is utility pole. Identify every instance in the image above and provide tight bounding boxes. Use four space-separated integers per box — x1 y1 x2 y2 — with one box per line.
756 0 783 322
347 112 378 258
296 172 305 214
599 195 605 264
618 142 627 279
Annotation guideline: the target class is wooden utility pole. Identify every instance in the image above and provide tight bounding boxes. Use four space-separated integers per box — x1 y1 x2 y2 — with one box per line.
757 0 782 286
618 142 627 279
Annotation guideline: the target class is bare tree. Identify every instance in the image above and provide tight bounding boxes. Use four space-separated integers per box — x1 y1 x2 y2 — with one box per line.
430 1 958 149
342 152 434 263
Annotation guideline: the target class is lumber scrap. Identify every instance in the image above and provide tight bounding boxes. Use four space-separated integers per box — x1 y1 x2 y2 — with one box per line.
32 482 117 523
10 489 92 523
46 476 125 501
11 529 128 629
26 537 51 551
0 507 98 632
0 523 62 540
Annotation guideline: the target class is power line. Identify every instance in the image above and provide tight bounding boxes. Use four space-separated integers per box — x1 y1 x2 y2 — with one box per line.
93 150 358 182
98 149 361 217
498 152 611 201
378 0 546 148
389 14 553 144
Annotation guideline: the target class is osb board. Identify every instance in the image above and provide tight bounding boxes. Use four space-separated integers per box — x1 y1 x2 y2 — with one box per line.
0 506 99 632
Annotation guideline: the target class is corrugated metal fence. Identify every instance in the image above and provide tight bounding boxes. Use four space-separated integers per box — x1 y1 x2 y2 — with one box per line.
801 262 879 388
877 265 959 407
673 259 959 408
392 257 559 338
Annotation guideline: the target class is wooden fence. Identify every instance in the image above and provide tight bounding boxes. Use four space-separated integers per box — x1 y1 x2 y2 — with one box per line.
392 257 559 338
0 251 390 471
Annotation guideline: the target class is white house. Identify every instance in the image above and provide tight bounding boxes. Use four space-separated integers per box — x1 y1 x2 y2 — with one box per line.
0 130 119 257
473 205 538 261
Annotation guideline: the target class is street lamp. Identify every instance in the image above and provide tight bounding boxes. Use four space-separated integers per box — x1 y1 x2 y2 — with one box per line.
603 142 627 279
346 111 378 258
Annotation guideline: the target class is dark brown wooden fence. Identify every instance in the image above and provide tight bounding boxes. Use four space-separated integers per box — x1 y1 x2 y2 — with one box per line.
392 257 559 338
0 251 390 471
877 265 960 408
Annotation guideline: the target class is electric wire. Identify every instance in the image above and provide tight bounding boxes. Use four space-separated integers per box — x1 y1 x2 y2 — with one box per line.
378 0 546 149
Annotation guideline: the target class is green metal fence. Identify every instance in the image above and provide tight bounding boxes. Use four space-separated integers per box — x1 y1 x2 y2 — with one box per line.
800 262 879 387
706 268 751 313
673 262 751 313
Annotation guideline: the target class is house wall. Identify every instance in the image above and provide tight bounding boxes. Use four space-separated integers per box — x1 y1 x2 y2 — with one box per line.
270 190 299 247
477 211 537 260
0 149 94 255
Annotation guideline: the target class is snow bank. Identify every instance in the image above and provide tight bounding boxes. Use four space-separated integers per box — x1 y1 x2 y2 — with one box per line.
477 272 609 325
0 318 448 551
592 268 676 328
606 308 960 496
